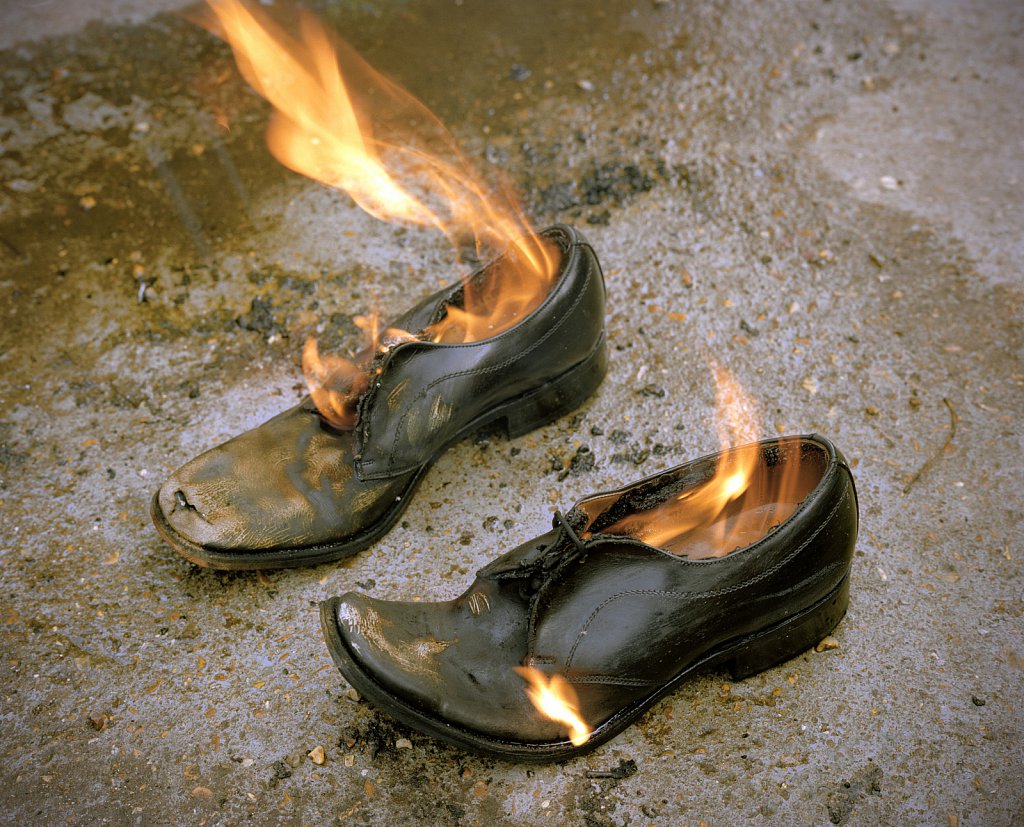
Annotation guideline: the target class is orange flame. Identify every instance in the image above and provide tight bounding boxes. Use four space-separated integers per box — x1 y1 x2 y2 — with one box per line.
301 338 368 430
202 1 558 427
514 666 592 746
599 361 772 556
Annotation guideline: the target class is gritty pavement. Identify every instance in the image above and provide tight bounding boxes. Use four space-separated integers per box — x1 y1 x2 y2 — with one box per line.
1 0 1022 824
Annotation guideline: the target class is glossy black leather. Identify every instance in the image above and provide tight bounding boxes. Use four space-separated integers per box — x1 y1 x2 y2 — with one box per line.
321 435 859 760
152 225 607 569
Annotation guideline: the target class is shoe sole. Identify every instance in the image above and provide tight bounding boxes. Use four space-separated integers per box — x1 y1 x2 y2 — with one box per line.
151 333 607 570
319 573 850 762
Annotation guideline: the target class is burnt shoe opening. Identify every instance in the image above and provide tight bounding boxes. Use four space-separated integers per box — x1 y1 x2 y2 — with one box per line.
582 438 830 559
425 235 564 343
307 230 567 430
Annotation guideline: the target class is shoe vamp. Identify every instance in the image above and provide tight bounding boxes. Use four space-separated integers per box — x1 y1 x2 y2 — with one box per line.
160 405 405 550
340 584 570 742
533 541 841 692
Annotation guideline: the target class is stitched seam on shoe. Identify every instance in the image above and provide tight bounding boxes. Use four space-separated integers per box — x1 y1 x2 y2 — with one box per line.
567 675 663 687
561 486 850 669
566 563 845 685
365 259 594 477
563 558 845 675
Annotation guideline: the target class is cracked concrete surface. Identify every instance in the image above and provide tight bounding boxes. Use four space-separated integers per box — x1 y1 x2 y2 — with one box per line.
1 0 1021 824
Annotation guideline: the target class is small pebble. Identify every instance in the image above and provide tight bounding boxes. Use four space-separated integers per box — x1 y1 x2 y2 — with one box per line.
509 63 531 81
344 754 355 767
395 738 412 750
577 79 595 92
971 695 986 707
345 687 360 702
879 175 899 191
815 635 840 652
307 745 326 765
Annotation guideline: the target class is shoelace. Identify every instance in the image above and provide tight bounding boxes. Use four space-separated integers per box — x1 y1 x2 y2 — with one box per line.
518 509 590 599
553 509 587 553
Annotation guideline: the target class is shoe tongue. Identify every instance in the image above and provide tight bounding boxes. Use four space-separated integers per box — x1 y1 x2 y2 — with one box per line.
475 529 560 579
476 508 593 582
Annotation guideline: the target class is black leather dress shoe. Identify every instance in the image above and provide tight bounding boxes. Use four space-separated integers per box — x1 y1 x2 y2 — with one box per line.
152 225 607 569
320 434 858 762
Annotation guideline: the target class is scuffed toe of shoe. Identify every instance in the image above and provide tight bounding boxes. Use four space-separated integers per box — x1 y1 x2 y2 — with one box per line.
332 593 455 701
157 455 261 550
154 401 407 556
328 590 569 743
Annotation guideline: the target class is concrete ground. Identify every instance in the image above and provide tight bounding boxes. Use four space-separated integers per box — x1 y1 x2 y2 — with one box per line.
1 0 1021 824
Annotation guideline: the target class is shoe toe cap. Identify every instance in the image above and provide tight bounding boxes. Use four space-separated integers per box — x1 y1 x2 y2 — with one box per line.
332 593 452 691
157 454 253 549
157 438 309 550
328 592 574 743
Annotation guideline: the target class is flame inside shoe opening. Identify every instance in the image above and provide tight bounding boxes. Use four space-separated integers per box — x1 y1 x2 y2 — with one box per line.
580 363 821 558
202 0 559 429
301 239 561 428
587 437 827 559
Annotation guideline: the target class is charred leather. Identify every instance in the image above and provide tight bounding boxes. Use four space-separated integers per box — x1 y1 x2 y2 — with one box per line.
152 225 607 569
321 435 858 759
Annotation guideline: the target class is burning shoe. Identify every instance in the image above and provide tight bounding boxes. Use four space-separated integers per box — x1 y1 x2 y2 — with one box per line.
152 225 606 569
320 434 858 762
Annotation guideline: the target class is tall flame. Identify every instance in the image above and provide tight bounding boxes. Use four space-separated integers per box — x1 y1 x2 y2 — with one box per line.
515 666 592 747
600 361 766 556
202 0 558 427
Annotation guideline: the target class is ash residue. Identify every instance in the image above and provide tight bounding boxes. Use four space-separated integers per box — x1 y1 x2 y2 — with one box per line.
343 712 417 760
611 445 651 466
585 758 638 780
532 155 667 225
236 296 285 340
528 150 720 227
0 423 27 474
550 444 596 480
827 763 883 824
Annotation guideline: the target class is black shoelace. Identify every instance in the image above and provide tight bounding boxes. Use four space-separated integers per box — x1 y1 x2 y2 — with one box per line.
518 509 590 599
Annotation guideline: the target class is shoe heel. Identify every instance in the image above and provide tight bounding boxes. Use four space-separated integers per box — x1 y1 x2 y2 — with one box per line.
726 575 850 681
503 335 608 439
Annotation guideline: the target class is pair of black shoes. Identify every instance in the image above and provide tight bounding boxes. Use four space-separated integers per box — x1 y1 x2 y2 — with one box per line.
152 226 858 761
